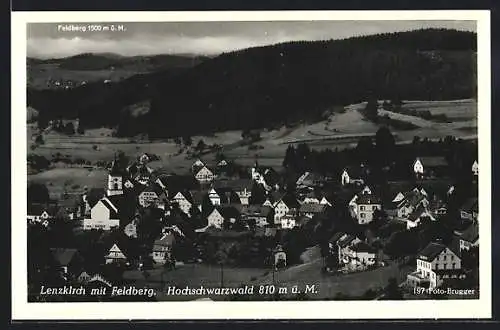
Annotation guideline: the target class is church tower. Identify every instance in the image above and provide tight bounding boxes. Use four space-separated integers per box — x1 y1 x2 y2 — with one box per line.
107 156 124 197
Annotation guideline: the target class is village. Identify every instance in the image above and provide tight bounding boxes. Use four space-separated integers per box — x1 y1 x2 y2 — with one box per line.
26 128 480 301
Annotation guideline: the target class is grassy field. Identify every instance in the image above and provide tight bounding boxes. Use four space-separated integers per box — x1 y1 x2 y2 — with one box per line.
28 167 108 200
254 258 412 300
28 63 145 89
27 99 478 196
122 263 268 301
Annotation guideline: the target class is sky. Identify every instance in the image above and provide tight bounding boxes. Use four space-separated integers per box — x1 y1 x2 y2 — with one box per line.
27 20 477 59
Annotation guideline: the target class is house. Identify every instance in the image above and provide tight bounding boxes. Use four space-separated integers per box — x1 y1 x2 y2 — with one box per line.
138 184 168 209
273 245 287 269
335 233 363 265
298 203 328 219
191 159 206 173
251 161 280 191
124 217 139 238
105 243 128 264
392 188 429 219
413 157 448 178
349 190 382 225
151 231 175 265
217 159 228 168
206 207 225 229
301 190 333 206
154 174 171 196
458 223 479 251
189 189 209 213
219 205 242 226
273 193 300 224
280 210 298 229
50 248 81 276
239 205 274 227
428 198 448 218
341 166 366 186
127 156 154 186
460 198 478 222
406 241 462 289
83 197 120 230
405 205 436 230
27 204 56 225
195 166 215 184
296 171 325 188
76 271 92 284
340 242 378 271
472 160 479 176
171 191 194 215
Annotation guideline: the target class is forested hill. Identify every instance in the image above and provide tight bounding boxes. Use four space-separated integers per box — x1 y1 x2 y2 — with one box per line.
28 28 477 137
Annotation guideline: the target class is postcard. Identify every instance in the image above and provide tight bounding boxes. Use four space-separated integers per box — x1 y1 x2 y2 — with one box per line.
11 10 491 320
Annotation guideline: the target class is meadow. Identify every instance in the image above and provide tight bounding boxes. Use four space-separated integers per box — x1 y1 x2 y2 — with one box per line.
27 99 478 199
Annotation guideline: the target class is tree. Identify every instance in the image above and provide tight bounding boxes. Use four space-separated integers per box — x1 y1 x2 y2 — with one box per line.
76 123 85 135
356 136 374 163
28 183 50 204
63 122 75 135
35 135 44 145
249 183 266 205
195 139 206 151
363 98 379 120
182 136 192 146
384 277 403 300
375 126 396 165
282 145 297 169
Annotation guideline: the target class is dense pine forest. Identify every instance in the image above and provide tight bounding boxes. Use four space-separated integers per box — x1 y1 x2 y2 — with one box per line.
27 28 477 137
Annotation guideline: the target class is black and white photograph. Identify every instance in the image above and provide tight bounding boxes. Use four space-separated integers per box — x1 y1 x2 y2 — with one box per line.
12 10 491 319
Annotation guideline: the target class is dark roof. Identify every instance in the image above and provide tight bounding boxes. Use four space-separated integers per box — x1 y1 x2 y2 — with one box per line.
212 178 253 191
408 205 429 222
262 168 280 186
337 234 358 248
99 198 119 218
343 165 366 179
240 205 273 217
190 189 208 205
461 198 478 213
460 223 479 243
299 203 327 214
218 205 241 220
211 188 241 204
109 160 125 176
329 232 346 244
153 232 175 250
350 242 377 254
278 193 300 209
27 203 45 216
86 188 106 207
418 242 448 261
50 248 78 266
139 183 166 197
296 216 311 227
356 194 382 205
416 156 448 167
296 171 325 185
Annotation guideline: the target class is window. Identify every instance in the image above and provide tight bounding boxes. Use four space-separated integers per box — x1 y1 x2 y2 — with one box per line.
360 213 365 218
452 263 456 269
360 206 365 211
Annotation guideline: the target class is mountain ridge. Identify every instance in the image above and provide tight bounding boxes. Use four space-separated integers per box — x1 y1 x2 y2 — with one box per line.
27 28 477 137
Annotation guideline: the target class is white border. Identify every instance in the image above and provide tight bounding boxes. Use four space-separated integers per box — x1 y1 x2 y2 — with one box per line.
12 10 491 320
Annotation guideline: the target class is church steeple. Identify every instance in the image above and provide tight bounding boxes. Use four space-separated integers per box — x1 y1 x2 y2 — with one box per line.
107 154 124 196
